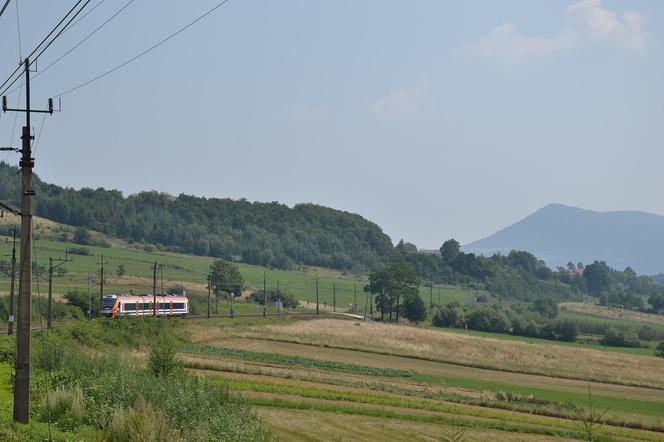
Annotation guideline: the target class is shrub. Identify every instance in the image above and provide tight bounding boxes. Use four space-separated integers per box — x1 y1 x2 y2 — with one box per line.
602 328 640 348
73 227 92 245
655 341 664 358
68 247 91 256
40 386 85 430
64 289 90 316
466 307 510 333
432 302 465 328
148 332 181 377
106 396 180 442
247 288 298 309
554 319 578 342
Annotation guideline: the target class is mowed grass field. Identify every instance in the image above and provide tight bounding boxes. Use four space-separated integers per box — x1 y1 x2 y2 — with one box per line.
178 317 664 441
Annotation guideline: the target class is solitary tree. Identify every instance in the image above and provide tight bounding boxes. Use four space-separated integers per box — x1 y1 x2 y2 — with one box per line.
439 239 460 264
115 264 126 278
209 260 244 303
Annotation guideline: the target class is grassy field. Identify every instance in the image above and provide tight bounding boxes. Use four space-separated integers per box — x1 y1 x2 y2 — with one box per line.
560 302 664 326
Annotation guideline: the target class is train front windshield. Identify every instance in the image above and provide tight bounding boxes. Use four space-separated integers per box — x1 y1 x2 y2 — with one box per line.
101 298 116 311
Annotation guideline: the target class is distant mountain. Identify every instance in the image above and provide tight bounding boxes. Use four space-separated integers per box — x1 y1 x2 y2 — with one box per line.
464 203 664 275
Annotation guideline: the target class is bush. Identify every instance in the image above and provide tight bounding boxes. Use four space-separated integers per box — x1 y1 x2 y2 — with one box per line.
247 288 298 309
106 396 179 442
34 321 269 441
655 341 664 358
64 289 90 316
40 386 85 430
602 328 641 348
148 332 181 377
432 302 465 328
466 307 510 333
68 247 91 256
73 227 92 245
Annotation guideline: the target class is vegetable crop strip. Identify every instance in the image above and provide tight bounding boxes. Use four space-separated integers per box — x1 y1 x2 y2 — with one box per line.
180 343 412 378
244 394 664 442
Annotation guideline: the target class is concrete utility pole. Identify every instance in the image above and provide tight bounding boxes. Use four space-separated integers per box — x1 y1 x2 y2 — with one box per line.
47 251 71 328
430 277 433 308
4 57 56 424
207 272 211 319
353 284 357 313
333 283 336 313
152 260 158 316
98 253 108 315
315 273 319 315
1 229 18 335
262 271 266 318
87 272 92 320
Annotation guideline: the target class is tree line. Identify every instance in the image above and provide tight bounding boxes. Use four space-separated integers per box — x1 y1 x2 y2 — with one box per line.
0 162 395 272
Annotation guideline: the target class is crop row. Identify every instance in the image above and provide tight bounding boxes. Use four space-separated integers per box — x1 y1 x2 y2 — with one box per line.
179 343 412 378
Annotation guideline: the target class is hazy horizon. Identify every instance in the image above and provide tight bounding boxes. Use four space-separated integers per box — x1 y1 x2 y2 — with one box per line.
1 0 662 248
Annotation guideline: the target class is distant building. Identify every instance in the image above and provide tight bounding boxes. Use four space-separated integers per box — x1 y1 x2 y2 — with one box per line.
568 267 584 277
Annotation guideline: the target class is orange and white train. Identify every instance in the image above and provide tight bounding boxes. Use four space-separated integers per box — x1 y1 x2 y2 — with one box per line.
100 294 189 319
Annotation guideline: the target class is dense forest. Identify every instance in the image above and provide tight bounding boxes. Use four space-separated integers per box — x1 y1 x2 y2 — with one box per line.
0 162 395 271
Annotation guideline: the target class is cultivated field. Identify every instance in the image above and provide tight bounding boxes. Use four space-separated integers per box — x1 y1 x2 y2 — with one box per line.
179 317 664 441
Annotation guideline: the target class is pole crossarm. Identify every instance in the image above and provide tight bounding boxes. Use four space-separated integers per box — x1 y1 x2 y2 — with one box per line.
0 200 20 215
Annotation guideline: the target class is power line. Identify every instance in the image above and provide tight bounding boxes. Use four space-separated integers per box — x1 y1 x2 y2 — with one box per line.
32 113 47 156
55 0 232 98
63 0 107 33
0 0 89 95
4 0 121 96
0 0 11 18
34 0 136 82
14 0 22 60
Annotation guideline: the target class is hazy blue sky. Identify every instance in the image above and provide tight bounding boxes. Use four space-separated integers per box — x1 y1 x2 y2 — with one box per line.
0 0 662 248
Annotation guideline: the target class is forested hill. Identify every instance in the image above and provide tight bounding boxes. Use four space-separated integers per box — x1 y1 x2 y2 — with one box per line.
0 162 395 271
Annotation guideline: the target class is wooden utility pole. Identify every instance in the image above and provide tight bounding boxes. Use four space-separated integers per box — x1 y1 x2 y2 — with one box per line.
47 251 71 328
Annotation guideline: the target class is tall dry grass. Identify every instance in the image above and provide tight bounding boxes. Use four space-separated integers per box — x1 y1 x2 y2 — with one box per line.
240 319 664 389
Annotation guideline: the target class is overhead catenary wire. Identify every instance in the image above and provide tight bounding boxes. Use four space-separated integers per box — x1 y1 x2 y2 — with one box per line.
54 0 232 98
